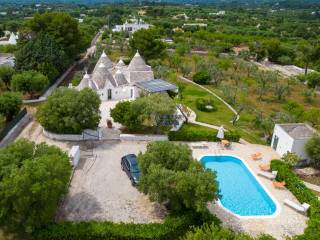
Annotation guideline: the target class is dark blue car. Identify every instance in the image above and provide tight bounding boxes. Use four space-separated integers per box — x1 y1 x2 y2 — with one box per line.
121 154 140 186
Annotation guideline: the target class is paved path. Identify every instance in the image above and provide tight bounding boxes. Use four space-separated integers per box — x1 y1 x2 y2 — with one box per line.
186 107 220 130
178 76 240 121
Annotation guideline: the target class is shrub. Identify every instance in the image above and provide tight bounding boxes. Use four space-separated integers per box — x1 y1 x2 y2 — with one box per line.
0 91 22 121
306 72 320 88
110 94 176 133
168 124 240 142
0 65 15 88
137 141 218 213
305 135 320 168
182 223 275 240
11 70 49 98
0 139 71 234
33 213 199 240
192 70 211 85
281 152 299 167
37 88 101 134
271 160 320 240
110 101 131 126
195 98 217 112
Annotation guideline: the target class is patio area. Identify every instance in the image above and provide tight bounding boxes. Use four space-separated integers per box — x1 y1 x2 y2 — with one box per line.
190 141 308 240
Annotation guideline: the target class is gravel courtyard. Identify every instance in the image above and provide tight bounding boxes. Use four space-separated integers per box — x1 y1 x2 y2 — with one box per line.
59 140 165 223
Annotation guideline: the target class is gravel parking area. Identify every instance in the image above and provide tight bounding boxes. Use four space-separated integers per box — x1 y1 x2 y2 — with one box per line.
59 140 165 223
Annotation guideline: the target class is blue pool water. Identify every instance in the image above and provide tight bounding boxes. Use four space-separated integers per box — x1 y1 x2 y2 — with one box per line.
201 155 277 216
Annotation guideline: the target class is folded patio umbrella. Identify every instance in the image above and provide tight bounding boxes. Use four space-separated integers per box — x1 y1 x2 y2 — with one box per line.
217 125 224 139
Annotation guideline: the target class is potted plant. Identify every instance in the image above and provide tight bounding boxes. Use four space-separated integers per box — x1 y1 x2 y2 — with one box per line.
107 119 113 128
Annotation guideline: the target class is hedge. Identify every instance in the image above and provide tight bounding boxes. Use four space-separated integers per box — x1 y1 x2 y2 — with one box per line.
168 123 240 142
195 98 217 112
32 213 198 240
271 160 320 240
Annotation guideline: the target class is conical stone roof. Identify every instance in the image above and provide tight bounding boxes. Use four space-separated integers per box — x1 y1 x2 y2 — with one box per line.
116 59 126 68
93 51 113 72
91 63 116 89
76 72 90 90
114 70 128 86
128 51 151 71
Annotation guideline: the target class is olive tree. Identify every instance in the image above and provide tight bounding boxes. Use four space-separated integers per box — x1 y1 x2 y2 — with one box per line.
37 88 101 134
0 91 22 121
138 141 218 213
305 135 320 168
0 139 71 234
11 71 49 98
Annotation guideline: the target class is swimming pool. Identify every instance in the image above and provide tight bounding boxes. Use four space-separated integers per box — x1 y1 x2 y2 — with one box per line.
201 155 277 217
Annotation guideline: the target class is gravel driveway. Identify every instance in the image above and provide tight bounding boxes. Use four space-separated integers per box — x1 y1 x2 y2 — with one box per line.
59 140 165 223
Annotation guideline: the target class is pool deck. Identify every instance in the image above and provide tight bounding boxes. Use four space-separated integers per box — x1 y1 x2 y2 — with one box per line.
190 142 308 240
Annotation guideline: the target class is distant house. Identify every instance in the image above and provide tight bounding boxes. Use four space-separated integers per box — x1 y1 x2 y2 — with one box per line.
112 19 150 33
183 23 207 28
0 33 18 45
271 123 317 161
209 11 226 16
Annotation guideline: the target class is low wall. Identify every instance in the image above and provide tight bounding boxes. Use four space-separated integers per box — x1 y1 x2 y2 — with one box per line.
0 111 33 147
43 129 101 141
120 134 168 141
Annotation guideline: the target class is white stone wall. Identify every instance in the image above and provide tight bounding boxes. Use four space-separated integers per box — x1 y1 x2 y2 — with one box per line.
292 138 310 161
98 85 134 101
120 134 168 141
43 129 101 141
271 125 294 157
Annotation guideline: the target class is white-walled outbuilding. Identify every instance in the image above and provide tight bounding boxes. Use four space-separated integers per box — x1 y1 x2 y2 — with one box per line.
271 123 317 161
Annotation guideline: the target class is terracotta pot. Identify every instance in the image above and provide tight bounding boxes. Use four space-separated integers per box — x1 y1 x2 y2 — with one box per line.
107 120 113 128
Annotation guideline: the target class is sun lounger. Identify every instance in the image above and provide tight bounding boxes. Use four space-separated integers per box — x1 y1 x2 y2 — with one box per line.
190 142 208 149
259 163 270 171
251 152 262 160
284 199 310 214
272 180 286 188
258 170 277 180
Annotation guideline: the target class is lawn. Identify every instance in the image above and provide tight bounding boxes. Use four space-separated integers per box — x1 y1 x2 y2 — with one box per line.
169 77 265 144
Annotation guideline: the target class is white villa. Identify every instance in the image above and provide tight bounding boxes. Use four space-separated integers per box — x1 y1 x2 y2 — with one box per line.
112 19 150 33
76 51 177 101
0 32 18 45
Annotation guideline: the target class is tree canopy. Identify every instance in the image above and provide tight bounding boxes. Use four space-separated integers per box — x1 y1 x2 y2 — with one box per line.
305 135 320 168
110 94 176 133
0 92 22 122
137 141 218 213
15 33 69 80
0 139 71 234
26 12 83 59
0 65 15 89
11 70 49 98
37 88 101 134
129 28 166 62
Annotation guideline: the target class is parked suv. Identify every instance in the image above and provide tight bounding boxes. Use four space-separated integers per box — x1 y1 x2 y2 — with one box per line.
121 154 140 186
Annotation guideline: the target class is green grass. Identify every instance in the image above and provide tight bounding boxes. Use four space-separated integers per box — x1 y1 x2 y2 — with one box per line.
170 78 265 144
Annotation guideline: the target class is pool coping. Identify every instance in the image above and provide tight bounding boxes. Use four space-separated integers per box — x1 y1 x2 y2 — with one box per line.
198 154 281 219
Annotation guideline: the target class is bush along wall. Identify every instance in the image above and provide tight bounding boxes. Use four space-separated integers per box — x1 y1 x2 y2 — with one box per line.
32 213 198 240
168 123 240 142
271 160 320 240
